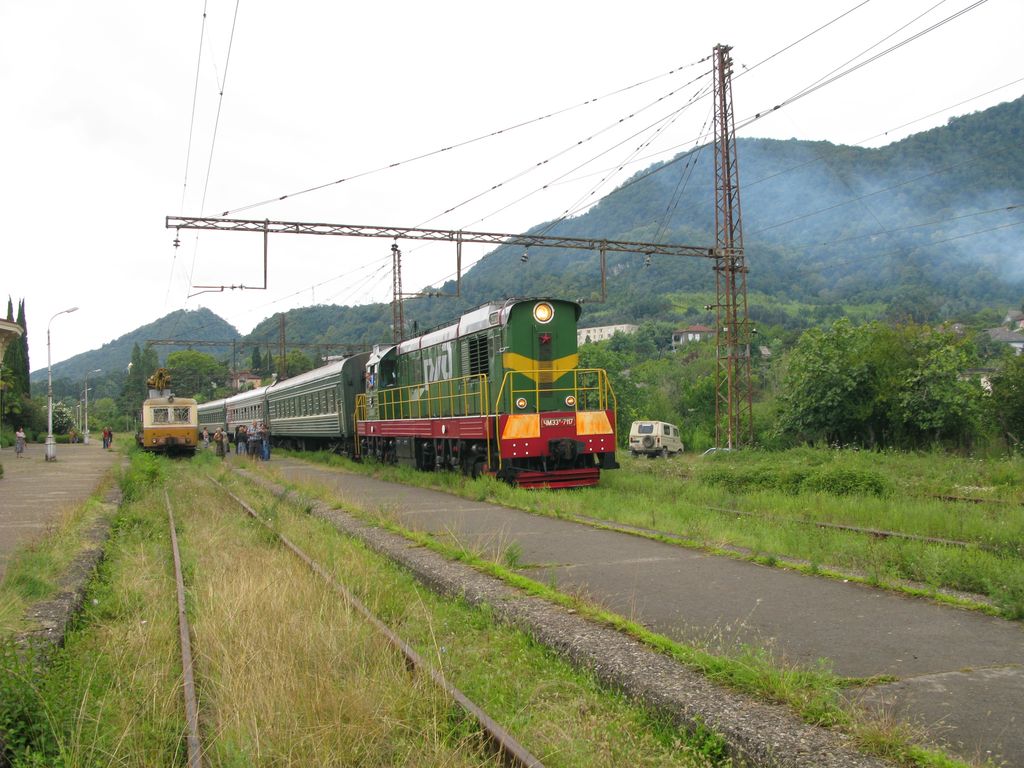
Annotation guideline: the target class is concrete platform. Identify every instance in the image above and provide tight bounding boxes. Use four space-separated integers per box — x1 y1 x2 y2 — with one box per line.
264 458 1024 767
0 441 121 579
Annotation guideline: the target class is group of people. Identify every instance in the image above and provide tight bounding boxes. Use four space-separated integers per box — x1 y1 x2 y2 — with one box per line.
203 422 270 461
8 426 113 457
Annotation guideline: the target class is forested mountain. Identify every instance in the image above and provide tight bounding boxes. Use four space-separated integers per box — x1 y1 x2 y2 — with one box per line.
35 308 239 383
51 96 1024 367
246 95 1024 347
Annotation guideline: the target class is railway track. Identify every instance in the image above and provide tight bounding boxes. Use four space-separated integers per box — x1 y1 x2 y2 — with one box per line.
163 475 544 768
570 496 1021 562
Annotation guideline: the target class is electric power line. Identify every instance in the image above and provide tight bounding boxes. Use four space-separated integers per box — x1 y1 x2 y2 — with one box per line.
217 57 712 218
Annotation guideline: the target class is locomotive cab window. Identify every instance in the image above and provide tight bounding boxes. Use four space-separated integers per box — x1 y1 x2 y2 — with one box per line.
152 408 169 424
174 407 192 422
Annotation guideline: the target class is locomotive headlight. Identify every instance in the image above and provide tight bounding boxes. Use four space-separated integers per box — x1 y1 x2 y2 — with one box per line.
565 395 576 407
532 301 554 324
515 397 528 409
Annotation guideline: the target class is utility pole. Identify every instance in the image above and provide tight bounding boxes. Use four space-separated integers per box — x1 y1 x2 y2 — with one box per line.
167 42 753 446
278 313 286 379
391 242 405 343
712 43 753 449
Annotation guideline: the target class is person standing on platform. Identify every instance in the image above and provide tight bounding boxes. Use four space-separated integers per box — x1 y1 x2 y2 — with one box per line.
15 426 26 458
248 422 260 461
236 424 246 455
260 422 270 461
214 427 226 459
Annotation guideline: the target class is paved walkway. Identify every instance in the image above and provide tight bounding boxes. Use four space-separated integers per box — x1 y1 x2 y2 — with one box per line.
0 442 121 579
264 459 1023 767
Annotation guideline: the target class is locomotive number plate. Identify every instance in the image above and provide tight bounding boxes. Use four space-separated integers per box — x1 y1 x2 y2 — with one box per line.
541 416 575 428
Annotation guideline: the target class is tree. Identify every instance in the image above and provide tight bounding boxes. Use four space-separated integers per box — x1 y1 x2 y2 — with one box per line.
87 397 119 434
4 297 29 401
775 319 879 445
251 346 263 374
895 337 982 445
283 350 313 378
52 401 74 435
989 352 1024 449
119 343 160 418
165 350 228 399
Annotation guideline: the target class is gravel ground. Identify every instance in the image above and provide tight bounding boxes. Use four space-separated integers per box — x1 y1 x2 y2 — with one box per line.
247 471 893 768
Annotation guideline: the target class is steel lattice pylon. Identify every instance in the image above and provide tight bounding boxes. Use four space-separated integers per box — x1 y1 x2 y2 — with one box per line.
712 44 753 448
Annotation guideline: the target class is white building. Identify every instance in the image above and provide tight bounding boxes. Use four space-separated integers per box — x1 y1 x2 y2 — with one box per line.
577 324 638 345
671 325 715 349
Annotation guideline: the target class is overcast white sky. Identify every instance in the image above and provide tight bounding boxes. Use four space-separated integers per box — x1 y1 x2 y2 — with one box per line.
3 0 1022 372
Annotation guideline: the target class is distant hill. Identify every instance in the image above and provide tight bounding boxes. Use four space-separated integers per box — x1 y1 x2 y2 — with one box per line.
46 96 1024 368
34 307 239 382
248 95 1024 345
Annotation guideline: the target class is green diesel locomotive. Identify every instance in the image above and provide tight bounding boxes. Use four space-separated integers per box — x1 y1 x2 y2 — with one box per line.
357 298 619 487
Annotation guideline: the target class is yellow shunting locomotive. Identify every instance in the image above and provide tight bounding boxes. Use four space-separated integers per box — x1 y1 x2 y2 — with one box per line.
136 368 199 456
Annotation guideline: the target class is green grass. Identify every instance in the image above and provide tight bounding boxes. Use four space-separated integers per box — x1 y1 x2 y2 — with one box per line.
1 453 727 767
211 466 725 767
287 446 1024 618
0 490 116 636
252 461 976 768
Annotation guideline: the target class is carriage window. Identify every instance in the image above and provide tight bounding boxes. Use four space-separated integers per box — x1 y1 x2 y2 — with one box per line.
152 408 169 424
174 407 192 422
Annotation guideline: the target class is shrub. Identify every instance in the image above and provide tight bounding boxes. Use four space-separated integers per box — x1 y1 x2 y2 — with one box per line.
119 452 164 503
800 467 891 498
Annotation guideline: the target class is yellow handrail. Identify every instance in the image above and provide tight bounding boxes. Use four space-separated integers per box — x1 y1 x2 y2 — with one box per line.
354 369 615 471
493 367 617 417
355 374 489 421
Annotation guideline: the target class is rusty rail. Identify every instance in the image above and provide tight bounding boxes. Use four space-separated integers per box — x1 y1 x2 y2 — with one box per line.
210 476 544 768
165 491 203 768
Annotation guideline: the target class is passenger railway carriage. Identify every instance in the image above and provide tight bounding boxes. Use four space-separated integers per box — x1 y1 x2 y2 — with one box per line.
225 384 271 435
198 397 227 434
266 352 369 451
196 297 619 488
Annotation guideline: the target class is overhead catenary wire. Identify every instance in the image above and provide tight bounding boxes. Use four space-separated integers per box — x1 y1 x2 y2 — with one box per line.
186 0 242 297
179 1 209 216
404 67 713 228
733 0 875 81
433 76 714 236
738 74 1024 194
428 0 903 242
536 81 716 237
180 1 1011 330
217 57 712 218
736 0 991 133
166 1 211 314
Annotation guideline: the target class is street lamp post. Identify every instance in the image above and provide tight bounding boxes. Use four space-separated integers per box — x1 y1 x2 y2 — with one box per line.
83 368 101 444
46 306 79 462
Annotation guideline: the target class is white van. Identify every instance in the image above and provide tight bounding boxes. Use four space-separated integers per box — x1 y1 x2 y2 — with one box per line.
628 420 683 457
